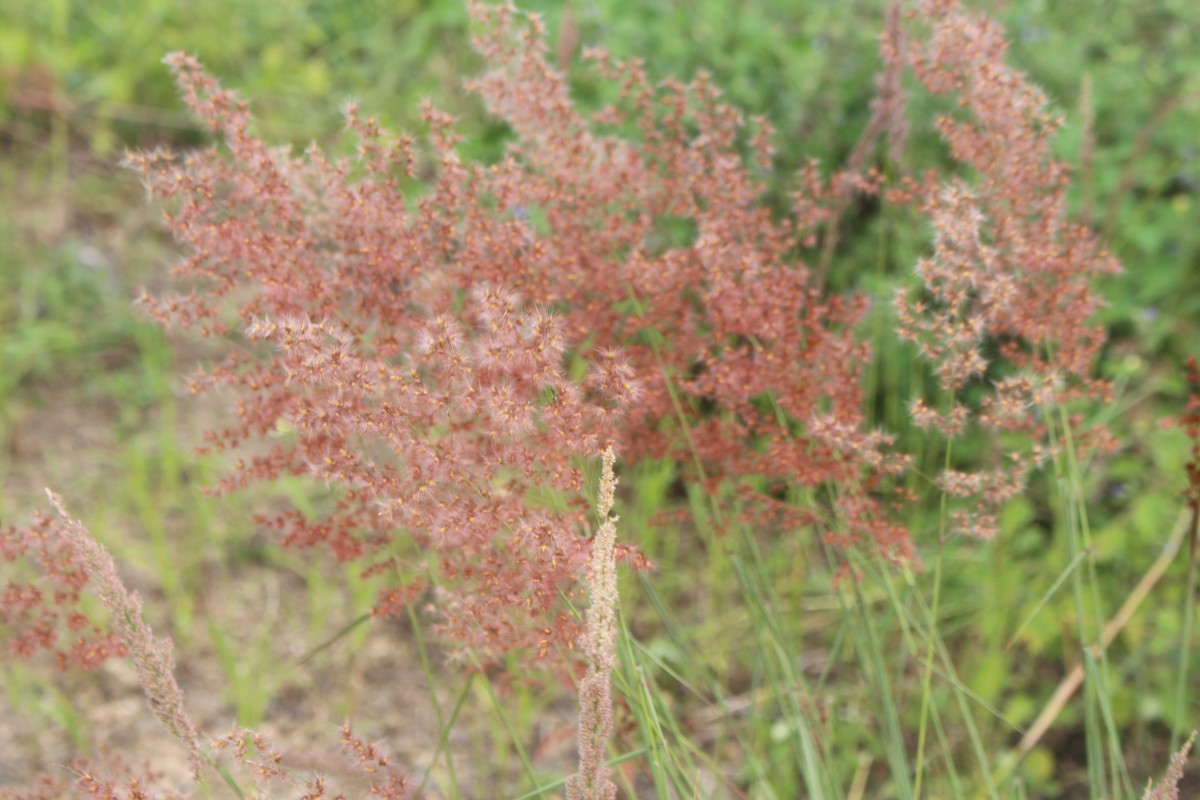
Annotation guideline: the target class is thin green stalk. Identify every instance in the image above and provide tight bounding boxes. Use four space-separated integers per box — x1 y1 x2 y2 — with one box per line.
1004 551 1090 651
843 573 913 800
1052 402 1135 798
928 684 966 799
731 538 836 800
212 764 246 799
630 572 779 784
912 538 944 800
469 652 539 790
624 641 738 777
914 439 954 799
408 604 462 800
1045 406 1107 799
614 627 673 800
867 557 1000 800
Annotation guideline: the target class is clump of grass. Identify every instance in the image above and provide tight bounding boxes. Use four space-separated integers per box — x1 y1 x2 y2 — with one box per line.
2 0 1198 797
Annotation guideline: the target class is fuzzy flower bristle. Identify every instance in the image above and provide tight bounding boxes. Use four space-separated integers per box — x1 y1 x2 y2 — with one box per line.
567 447 620 800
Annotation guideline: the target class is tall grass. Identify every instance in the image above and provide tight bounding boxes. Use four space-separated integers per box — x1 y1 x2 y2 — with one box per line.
2 0 1198 798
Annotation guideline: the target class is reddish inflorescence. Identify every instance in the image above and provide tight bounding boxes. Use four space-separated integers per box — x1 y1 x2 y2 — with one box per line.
894 0 1119 539
122 43 646 662
1 0 1132 793
0 507 127 671
114 0 926 667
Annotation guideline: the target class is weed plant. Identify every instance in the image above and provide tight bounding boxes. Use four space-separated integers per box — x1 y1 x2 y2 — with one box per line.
2 0 1199 798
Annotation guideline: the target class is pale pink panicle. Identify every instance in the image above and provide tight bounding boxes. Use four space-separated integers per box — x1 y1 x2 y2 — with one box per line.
1140 732 1196 800
567 447 620 800
896 0 1119 539
44 492 205 777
